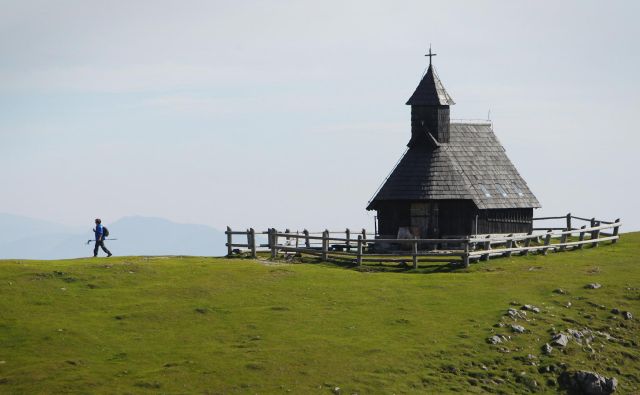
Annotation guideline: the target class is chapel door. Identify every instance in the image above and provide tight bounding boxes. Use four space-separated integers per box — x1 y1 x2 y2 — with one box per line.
410 203 430 238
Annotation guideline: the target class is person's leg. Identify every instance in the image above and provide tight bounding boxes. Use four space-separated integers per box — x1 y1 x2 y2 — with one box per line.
93 241 99 257
100 241 112 256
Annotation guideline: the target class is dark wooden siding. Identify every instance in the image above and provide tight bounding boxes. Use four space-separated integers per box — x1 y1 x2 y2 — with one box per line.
437 200 476 236
376 201 410 237
375 200 533 238
474 208 533 234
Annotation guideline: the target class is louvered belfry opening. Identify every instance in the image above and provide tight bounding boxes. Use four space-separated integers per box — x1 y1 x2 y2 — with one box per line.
367 54 541 240
410 105 450 145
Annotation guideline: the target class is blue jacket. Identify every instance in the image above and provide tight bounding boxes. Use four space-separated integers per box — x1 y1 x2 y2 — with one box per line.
95 224 103 241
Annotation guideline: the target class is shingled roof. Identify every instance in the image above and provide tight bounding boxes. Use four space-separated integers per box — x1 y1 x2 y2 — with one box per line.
406 64 455 106
367 122 541 210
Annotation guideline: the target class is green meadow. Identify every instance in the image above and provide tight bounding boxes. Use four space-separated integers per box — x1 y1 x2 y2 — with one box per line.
0 233 638 394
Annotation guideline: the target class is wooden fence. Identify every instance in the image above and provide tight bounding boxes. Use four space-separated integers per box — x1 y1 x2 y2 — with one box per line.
225 214 621 268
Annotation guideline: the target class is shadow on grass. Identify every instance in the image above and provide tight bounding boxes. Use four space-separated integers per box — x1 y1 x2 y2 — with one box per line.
323 258 462 274
226 252 465 274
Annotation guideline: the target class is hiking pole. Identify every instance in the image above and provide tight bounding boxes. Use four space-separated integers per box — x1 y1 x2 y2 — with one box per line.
86 238 118 245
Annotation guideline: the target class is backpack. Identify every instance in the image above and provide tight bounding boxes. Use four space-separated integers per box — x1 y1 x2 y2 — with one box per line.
103 226 110 237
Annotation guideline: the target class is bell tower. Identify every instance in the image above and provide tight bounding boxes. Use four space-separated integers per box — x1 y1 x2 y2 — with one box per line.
406 47 455 146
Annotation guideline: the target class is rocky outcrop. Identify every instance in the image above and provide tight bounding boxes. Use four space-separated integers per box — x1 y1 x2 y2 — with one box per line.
559 371 617 395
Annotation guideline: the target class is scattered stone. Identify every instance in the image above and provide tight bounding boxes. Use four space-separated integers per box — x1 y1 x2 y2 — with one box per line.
551 333 569 347
332 386 341 394
493 322 505 328
553 288 566 294
565 302 572 308
527 354 537 360
507 308 527 320
511 324 526 334
611 308 620 314
539 364 558 374
559 371 617 395
481 364 488 371
441 364 459 374
542 343 553 354
522 304 541 313
622 311 633 320
594 331 615 341
516 374 539 390
567 329 584 343
585 283 602 289
487 335 508 345
569 328 593 344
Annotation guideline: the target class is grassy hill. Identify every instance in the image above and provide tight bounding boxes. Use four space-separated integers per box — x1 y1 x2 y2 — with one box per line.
0 233 638 394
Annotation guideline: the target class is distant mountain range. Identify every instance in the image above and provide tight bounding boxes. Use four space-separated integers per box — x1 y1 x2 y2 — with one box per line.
0 213 227 259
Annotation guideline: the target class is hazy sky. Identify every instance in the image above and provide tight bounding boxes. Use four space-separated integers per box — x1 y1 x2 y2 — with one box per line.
1 0 639 232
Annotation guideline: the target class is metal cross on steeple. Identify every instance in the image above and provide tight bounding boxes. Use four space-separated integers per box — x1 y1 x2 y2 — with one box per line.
425 45 437 66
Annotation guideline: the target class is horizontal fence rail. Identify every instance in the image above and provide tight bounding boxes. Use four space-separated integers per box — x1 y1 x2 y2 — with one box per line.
225 214 621 268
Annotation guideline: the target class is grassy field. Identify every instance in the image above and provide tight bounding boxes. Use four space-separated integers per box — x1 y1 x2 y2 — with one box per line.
0 233 638 394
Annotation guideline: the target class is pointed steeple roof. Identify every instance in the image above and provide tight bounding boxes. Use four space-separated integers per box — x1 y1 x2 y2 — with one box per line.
406 64 455 106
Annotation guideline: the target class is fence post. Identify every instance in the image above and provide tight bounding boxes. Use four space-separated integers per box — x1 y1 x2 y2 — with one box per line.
295 230 299 249
578 225 587 249
361 229 367 242
481 235 491 261
566 213 572 234
303 229 310 248
592 221 601 248
321 230 329 261
285 228 291 246
270 228 277 259
345 228 351 252
504 234 513 257
559 231 568 252
356 235 363 266
522 231 533 256
542 230 552 255
412 237 418 269
226 226 233 256
249 228 257 258
462 241 470 268
611 218 620 244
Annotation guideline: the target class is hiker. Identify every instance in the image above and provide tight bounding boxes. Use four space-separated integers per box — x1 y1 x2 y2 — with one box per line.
93 218 112 257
